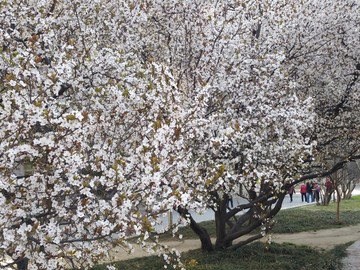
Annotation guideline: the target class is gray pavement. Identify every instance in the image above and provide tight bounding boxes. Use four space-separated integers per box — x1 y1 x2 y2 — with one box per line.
341 184 360 270
342 241 360 270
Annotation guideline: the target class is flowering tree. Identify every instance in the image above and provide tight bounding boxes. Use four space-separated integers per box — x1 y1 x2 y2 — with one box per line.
293 0 360 217
0 1 189 269
136 0 360 251
1 0 360 269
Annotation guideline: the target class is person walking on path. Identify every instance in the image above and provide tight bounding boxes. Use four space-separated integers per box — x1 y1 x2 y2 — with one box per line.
288 185 295 202
306 181 314 203
314 182 320 203
300 183 307 202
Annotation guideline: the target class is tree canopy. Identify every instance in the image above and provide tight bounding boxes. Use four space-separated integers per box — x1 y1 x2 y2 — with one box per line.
1 0 359 269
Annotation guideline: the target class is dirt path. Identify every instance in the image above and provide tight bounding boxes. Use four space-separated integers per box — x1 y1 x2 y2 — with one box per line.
267 224 360 250
107 224 360 262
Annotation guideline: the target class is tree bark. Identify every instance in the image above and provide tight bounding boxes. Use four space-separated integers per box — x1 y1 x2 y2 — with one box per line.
323 190 333 206
177 206 214 252
214 198 230 249
16 258 29 270
335 187 341 223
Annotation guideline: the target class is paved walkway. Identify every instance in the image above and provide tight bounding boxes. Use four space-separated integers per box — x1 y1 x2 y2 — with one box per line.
341 185 360 270
342 241 360 270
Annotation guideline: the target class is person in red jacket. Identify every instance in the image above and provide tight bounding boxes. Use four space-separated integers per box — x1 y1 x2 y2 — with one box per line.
325 178 333 192
300 183 307 202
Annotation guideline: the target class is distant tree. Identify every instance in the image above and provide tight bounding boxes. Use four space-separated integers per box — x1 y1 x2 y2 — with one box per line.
340 162 358 199
318 160 358 223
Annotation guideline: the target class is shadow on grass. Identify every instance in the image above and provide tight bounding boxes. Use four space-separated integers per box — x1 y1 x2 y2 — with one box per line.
92 241 352 270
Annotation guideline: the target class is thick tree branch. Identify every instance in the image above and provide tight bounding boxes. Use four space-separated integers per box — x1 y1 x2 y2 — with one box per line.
177 205 214 252
294 154 360 185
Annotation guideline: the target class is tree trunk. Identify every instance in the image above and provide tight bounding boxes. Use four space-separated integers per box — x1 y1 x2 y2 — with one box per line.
214 198 230 249
192 224 214 252
323 190 333 206
335 187 341 223
177 206 214 252
342 181 355 199
16 258 29 270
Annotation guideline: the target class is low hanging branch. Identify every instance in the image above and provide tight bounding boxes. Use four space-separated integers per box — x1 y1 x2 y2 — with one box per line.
294 153 360 185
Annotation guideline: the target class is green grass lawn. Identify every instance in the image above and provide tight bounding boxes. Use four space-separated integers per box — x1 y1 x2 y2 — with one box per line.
92 242 350 270
92 196 360 270
273 195 360 233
